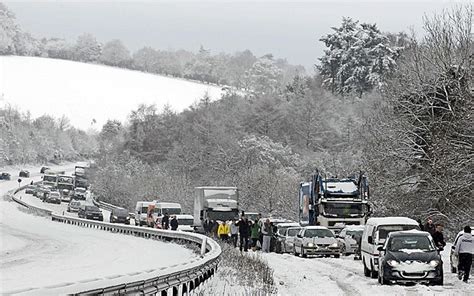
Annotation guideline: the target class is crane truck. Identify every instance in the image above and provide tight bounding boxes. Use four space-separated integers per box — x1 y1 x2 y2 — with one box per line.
299 170 371 233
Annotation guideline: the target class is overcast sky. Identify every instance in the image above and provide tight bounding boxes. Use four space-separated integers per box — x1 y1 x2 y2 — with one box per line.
5 1 467 71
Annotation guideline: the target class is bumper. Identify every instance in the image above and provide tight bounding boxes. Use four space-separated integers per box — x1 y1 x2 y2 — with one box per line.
303 246 340 255
382 266 442 284
87 215 103 221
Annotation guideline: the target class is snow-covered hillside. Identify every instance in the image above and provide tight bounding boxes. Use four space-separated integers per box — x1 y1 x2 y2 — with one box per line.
0 56 224 130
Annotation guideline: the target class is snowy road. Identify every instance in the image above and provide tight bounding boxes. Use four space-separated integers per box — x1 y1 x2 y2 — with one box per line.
263 250 474 296
0 164 197 294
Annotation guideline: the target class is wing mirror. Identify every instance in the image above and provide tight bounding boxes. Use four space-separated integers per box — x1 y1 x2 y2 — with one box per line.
297 234 302 238
377 246 384 252
368 236 373 244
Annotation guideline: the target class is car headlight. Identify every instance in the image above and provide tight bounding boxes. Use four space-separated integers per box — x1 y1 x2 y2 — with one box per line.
387 260 399 267
307 243 314 247
126 216 130 219
113 216 117 219
330 243 339 248
429 260 440 267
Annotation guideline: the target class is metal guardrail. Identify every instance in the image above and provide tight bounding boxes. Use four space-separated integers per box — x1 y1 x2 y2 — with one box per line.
8 186 221 296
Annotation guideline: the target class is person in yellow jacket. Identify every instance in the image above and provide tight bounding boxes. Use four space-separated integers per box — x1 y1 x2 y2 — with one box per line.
218 221 230 242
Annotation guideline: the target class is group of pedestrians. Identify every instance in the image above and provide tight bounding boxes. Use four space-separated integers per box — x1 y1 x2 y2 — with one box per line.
150 212 179 230
203 213 275 253
420 217 473 283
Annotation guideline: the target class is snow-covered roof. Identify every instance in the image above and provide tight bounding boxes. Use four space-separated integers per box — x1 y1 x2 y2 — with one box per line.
366 217 418 226
175 214 193 220
324 181 358 193
155 202 181 208
276 222 300 228
304 226 331 230
388 229 429 237
343 225 365 231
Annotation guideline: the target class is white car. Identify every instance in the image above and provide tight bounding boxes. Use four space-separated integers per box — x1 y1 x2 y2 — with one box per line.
337 225 365 255
176 214 195 232
282 226 303 253
293 226 341 258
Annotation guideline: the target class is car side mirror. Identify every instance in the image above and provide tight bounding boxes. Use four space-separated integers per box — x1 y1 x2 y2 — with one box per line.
451 245 455 250
297 234 302 238
368 236 373 244
377 246 384 252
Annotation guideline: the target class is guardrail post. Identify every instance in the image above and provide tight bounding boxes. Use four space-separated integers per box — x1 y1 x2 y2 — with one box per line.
200 237 207 257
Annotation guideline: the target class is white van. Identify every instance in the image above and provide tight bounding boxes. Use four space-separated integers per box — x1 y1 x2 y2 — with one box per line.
135 201 153 226
175 214 195 232
155 202 182 216
361 217 420 278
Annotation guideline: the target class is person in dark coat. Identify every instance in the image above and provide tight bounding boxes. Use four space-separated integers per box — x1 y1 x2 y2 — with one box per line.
236 215 250 252
170 215 178 230
161 213 170 230
424 218 436 235
432 224 446 250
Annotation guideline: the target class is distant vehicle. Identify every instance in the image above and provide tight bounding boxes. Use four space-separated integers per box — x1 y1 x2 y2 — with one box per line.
361 217 420 279
176 214 195 232
193 186 239 232
74 165 90 188
274 222 301 253
44 191 61 204
25 185 36 194
377 230 443 286
0 172 11 180
293 226 341 258
134 201 153 226
73 187 87 200
57 175 74 202
281 226 303 253
19 170 30 178
67 200 82 212
37 186 51 200
110 208 130 224
151 202 182 227
450 227 473 273
78 205 103 221
40 167 50 174
337 225 365 255
42 173 58 188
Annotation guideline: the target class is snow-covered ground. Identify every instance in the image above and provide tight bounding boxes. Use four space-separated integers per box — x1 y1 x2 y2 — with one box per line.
0 165 197 294
0 56 224 130
262 249 473 296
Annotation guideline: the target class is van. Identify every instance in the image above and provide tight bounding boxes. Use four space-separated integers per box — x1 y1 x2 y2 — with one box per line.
361 217 420 278
135 201 153 226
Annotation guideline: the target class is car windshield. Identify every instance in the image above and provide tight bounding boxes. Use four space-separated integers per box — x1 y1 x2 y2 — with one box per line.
50 192 60 197
323 203 367 217
85 206 100 212
377 225 419 240
114 209 129 216
43 175 57 182
346 230 363 236
208 210 239 222
76 188 86 193
287 228 301 237
178 218 194 225
388 236 434 252
304 229 334 238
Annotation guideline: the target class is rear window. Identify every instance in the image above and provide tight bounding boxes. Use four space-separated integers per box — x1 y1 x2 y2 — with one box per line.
304 229 334 238
85 206 100 212
287 228 301 236
113 209 129 215
376 225 419 240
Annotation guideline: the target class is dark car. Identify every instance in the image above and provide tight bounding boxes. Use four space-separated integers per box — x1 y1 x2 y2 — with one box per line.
110 208 131 224
0 172 11 180
378 230 443 286
44 191 61 204
19 170 30 178
73 187 87 200
25 185 36 194
78 205 103 221
40 167 50 174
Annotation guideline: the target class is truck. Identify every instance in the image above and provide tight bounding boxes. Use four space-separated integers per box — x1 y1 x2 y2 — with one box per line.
193 186 239 233
42 172 59 188
74 165 89 189
57 175 75 202
299 170 371 233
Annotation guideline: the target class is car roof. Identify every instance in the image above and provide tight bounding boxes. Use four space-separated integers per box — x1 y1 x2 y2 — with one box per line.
277 222 300 227
387 229 429 237
176 214 194 219
366 217 418 226
304 226 331 230
155 202 181 208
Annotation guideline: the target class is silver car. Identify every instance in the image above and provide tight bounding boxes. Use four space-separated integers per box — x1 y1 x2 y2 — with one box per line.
282 226 302 253
337 226 365 255
294 226 341 258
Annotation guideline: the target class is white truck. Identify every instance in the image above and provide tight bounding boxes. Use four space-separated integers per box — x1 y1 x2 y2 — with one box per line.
193 186 239 233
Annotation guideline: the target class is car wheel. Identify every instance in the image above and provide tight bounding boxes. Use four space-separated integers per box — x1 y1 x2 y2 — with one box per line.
302 249 307 258
294 246 300 257
363 260 371 277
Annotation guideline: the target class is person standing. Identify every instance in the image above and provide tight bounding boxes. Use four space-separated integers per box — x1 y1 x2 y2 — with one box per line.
454 226 474 283
424 218 436 236
218 221 230 241
250 220 261 251
261 219 272 253
161 213 170 230
237 216 250 252
230 219 239 247
170 215 179 231
432 224 446 250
